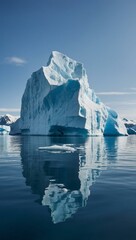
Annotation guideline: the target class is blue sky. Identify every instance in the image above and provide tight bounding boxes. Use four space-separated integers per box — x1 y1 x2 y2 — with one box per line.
1 0 136 119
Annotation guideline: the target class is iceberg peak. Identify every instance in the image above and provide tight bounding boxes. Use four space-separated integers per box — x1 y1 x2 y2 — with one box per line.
44 50 85 87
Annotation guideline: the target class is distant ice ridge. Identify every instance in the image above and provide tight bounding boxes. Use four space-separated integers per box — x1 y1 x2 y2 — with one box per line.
123 118 136 134
18 51 127 136
0 114 20 135
0 114 18 126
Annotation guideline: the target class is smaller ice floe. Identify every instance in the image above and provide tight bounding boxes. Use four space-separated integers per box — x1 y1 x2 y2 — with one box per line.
38 144 76 153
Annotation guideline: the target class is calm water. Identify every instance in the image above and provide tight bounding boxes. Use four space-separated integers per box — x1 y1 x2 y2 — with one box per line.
0 135 136 240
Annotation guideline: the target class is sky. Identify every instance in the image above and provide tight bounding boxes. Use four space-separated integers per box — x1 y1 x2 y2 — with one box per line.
0 0 136 119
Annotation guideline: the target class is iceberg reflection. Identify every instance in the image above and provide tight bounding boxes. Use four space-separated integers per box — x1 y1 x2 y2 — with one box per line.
42 183 82 224
41 138 109 224
20 136 118 224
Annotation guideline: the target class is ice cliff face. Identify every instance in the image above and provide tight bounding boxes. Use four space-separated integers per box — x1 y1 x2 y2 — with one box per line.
20 51 127 136
10 118 21 135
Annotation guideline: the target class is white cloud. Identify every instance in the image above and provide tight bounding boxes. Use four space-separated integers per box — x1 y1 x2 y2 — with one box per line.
96 91 136 95
5 56 27 66
0 108 20 112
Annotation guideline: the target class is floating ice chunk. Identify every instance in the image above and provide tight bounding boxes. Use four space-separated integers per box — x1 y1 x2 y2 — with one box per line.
38 144 76 153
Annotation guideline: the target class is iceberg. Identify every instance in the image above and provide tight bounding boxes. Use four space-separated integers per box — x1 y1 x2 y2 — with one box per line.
19 51 127 136
0 114 20 135
0 114 18 126
123 118 136 134
0 125 10 135
10 118 21 135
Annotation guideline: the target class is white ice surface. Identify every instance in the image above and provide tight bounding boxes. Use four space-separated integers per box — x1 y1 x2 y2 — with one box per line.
38 144 76 153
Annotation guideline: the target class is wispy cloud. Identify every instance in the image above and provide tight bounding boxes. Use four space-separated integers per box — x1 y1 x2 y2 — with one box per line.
0 108 20 112
130 88 136 91
105 101 136 106
5 56 27 66
96 91 136 95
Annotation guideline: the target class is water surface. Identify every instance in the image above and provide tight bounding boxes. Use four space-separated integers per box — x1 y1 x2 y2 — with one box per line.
0 135 136 240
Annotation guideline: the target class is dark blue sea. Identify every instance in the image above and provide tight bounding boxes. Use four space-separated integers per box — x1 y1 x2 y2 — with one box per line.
0 135 136 240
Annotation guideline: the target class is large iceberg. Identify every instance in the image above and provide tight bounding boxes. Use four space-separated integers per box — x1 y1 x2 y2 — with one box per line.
19 51 127 136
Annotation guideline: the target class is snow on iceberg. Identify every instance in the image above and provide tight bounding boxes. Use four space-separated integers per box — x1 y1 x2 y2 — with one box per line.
19 51 127 136
0 114 18 126
38 144 76 153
